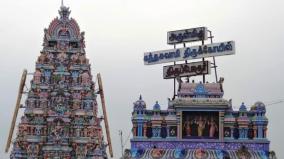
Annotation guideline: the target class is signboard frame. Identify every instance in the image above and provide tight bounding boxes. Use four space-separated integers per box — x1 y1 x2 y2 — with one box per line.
144 41 235 65
167 27 208 45
163 61 211 79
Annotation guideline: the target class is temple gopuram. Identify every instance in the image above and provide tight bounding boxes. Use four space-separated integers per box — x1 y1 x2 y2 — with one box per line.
6 3 112 159
128 27 275 159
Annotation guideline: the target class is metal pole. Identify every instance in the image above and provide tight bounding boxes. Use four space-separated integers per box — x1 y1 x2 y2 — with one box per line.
202 40 205 83
119 130 124 158
213 56 218 82
208 30 218 82
173 44 176 99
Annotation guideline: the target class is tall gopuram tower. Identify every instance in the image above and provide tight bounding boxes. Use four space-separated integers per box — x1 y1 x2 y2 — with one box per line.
8 4 110 159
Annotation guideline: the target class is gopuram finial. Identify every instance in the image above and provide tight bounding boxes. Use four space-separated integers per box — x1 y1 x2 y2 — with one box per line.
58 0 70 20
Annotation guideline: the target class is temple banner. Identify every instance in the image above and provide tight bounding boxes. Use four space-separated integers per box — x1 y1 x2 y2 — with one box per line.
167 27 208 44
163 61 211 79
144 41 235 65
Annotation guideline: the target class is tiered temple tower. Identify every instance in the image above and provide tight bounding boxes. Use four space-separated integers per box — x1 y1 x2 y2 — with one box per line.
10 5 108 159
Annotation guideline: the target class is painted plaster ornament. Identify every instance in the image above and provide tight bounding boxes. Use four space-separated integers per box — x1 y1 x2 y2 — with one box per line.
57 51 67 62
27 144 40 156
46 52 54 62
194 148 208 159
38 54 47 64
79 55 88 64
72 101 80 109
34 70 42 84
71 53 80 63
151 149 165 158
81 72 90 85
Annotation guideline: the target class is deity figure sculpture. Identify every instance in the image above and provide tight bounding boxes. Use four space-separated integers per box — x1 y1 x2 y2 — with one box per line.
26 144 40 157
75 128 81 137
43 70 52 83
88 128 96 137
71 53 80 64
71 71 79 84
51 122 64 143
197 116 205 137
57 51 67 62
46 52 54 62
81 72 90 85
38 53 47 64
79 55 88 64
203 117 210 137
183 117 191 136
34 70 42 84
80 32 85 48
72 101 80 110
209 118 218 138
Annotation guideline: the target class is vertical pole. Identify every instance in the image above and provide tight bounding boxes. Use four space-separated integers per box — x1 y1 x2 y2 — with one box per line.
173 44 176 99
213 57 218 82
184 43 189 82
119 130 124 158
202 40 205 83
184 43 187 64
208 30 218 83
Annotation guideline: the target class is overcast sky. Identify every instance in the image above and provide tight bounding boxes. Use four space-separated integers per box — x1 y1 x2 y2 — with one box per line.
0 0 283 158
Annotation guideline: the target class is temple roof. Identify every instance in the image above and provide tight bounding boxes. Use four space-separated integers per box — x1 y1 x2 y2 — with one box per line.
250 101 266 112
239 102 247 112
178 82 223 98
133 95 146 111
43 3 85 49
153 101 161 111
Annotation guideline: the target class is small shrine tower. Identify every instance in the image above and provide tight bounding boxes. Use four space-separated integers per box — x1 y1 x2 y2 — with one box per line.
129 27 273 158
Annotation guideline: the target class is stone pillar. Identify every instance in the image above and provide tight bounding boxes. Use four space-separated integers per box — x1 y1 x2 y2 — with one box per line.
239 128 244 139
143 123 147 137
176 111 182 139
157 127 161 138
219 111 225 141
230 127 234 139
167 127 170 138
258 126 263 138
138 124 142 137
244 128 248 139
264 127 267 138
253 126 257 139
133 125 137 137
